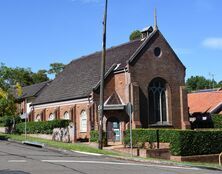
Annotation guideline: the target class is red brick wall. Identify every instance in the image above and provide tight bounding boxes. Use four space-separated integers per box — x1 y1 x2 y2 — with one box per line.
128 32 189 128
33 101 91 140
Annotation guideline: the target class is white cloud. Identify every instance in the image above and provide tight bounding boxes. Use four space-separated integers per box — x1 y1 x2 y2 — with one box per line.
202 38 222 50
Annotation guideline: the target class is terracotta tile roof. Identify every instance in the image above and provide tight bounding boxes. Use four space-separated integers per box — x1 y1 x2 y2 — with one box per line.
188 90 222 114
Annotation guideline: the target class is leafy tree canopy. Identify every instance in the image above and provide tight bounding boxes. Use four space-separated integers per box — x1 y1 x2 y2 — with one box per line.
186 75 221 92
129 30 142 41
0 63 49 90
48 63 65 77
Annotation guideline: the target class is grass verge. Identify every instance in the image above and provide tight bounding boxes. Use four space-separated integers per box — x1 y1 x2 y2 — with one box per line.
0 133 120 156
0 133 221 170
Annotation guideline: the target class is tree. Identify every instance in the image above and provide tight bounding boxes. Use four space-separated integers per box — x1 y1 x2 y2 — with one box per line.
0 88 16 117
32 69 49 84
129 30 142 41
186 75 220 92
0 63 49 90
48 63 65 77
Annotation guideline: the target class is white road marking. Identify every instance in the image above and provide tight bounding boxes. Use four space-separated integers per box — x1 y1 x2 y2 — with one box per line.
8 160 27 163
71 150 103 156
41 160 200 171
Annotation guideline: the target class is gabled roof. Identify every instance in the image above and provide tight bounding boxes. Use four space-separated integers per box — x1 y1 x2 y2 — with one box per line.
188 89 222 114
32 39 145 105
105 91 123 105
32 28 184 106
20 81 51 99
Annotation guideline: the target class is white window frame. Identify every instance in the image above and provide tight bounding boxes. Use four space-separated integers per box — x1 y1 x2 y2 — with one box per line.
80 110 87 133
63 111 70 120
48 113 55 121
35 114 41 122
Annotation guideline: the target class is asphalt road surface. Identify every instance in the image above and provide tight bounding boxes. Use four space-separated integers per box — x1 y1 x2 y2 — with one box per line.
0 140 221 174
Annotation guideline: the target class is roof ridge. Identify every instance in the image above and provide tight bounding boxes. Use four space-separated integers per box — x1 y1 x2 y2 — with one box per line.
69 39 142 64
22 80 51 88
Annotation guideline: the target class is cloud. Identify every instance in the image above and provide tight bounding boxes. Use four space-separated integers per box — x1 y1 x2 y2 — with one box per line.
71 0 100 4
202 38 222 50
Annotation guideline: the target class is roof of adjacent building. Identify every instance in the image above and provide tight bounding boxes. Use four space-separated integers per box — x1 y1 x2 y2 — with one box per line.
32 37 146 105
15 81 51 100
188 89 222 114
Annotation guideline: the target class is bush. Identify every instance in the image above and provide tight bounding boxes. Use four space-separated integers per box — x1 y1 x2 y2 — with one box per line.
124 129 222 156
170 130 222 156
123 129 177 147
212 114 222 128
0 116 21 127
90 130 107 146
15 120 70 134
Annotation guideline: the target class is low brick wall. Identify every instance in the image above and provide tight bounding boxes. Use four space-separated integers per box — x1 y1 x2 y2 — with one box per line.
171 154 220 163
27 134 52 140
114 147 220 163
114 147 170 159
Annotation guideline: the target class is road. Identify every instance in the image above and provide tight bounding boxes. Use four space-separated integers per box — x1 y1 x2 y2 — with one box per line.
0 140 221 174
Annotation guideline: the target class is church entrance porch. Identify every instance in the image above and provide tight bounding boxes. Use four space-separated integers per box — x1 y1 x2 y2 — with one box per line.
103 108 128 145
106 117 120 142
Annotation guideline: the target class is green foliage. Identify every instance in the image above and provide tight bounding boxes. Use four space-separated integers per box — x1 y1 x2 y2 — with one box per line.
212 114 222 128
123 129 177 147
48 63 65 77
0 63 49 90
0 89 17 117
186 75 221 92
129 30 142 41
0 115 21 127
90 130 107 145
124 129 222 156
31 69 49 84
170 130 222 156
15 120 71 134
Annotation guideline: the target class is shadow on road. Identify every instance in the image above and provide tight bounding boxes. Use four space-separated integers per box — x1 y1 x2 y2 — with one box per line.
0 170 30 174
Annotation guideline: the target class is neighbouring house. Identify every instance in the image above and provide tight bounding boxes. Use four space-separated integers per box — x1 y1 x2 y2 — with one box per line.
188 88 222 128
14 81 51 120
31 23 190 143
188 88 222 115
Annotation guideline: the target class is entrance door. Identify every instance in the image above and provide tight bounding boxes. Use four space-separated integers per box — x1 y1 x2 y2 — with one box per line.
107 117 120 142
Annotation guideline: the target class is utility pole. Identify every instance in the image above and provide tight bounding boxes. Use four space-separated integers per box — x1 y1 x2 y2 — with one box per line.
98 0 108 150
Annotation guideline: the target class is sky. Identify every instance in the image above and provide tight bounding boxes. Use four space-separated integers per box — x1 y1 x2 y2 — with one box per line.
0 0 221 82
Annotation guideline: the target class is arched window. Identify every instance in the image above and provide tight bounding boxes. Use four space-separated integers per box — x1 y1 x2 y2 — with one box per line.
80 110 87 132
35 114 41 122
63 111 70 120
48 113 55 121
148 78 168 125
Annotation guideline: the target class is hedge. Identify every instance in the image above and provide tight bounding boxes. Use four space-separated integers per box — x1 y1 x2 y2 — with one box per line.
16 120 71 134
124 129 222 156
90 130 107 145
212 114 222 128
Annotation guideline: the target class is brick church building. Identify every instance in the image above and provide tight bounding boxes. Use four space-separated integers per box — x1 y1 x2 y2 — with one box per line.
30 22 190 142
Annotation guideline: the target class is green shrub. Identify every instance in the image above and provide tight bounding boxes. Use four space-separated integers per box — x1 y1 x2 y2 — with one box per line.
124 129 222 156
15 120 70 134
0 116 21 127
212 114 222 128
90 130 107 146
123 129 177 147
170 130 222 156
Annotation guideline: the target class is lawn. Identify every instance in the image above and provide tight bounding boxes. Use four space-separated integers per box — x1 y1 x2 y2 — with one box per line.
0 133 120 156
